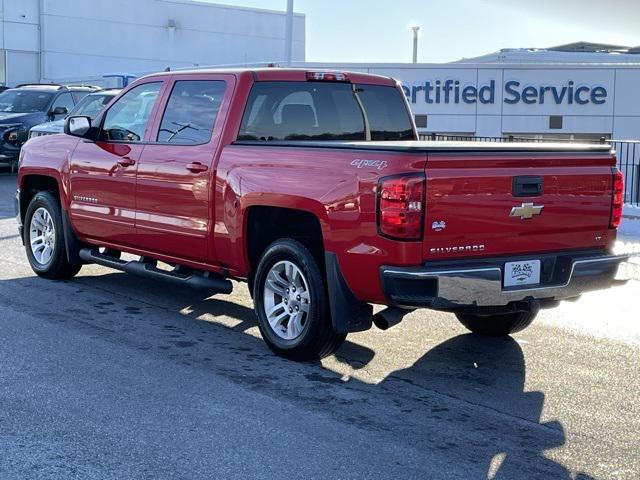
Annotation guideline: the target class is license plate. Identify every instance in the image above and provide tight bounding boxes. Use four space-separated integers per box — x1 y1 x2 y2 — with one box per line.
504 260 541 287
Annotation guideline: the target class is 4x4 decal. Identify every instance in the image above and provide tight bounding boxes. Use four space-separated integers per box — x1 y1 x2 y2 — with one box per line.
350 159 388 170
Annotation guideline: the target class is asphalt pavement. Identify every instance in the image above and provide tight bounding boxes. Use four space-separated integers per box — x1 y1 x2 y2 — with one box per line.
0 173 638 479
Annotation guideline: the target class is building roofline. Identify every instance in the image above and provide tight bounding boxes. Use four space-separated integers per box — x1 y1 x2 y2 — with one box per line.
156 0 305 18
547 41 633 52
293 61 640 69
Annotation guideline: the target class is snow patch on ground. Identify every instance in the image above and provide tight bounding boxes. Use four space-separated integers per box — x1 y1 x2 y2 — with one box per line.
615 216 640 280
537 280 640 346
617 216 640 257
623 204 640 218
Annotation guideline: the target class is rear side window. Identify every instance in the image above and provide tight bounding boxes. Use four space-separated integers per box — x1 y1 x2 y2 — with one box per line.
71 91 92 103
70 93 115 119
238 81 414 142
51 92 75 112
358 86 417 140
157 80 225 144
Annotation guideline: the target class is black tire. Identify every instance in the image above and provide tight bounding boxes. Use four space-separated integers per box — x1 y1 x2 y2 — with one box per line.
455 308 538 336
253 239 346 360
23 191 82 280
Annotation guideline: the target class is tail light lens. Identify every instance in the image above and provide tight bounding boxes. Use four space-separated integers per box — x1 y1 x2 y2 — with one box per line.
610 169 624 229
377 174 425 240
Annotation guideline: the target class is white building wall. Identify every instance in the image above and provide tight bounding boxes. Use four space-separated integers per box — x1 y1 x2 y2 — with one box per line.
302 62 640 142
41 0 304 82
6 51 39 86
0 0 40 85
0 0 305 85
613 69 640 117
475 115 502 137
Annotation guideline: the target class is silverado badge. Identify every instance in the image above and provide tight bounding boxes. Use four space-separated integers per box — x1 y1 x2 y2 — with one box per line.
510 202 544 220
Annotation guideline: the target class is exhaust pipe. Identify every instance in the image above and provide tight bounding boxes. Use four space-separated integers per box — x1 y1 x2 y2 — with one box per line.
372 307 414 330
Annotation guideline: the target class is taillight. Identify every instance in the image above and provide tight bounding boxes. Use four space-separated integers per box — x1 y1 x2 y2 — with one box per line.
306 71 350 82
610 169 624 229
377 174 425 240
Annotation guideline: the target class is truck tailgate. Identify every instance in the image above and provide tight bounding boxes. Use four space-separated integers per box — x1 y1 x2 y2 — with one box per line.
423 152 617 260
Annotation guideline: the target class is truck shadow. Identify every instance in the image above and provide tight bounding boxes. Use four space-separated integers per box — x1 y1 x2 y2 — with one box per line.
0 173 18 220
386 334 588 479
2 270 595 478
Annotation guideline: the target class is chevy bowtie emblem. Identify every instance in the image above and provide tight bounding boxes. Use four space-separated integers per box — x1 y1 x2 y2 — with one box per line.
510 202 544 220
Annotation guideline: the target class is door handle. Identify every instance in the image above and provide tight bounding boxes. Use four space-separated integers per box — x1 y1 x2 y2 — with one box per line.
186 162 208 173
117 157 136 167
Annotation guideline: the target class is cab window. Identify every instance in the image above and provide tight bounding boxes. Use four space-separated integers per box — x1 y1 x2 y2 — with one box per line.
101 82 162 142
157 80 226 144
237 81 414 141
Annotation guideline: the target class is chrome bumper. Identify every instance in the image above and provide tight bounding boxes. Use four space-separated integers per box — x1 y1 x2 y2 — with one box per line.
381 253 629 308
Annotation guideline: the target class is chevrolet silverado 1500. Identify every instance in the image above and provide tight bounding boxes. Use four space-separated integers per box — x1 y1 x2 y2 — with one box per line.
16 68 628 359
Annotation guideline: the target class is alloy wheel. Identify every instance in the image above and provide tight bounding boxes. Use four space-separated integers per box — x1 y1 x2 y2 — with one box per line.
263 260 311 340
29 207 56 266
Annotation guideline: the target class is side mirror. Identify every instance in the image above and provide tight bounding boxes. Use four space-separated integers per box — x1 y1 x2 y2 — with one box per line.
64 116 92 138
51 106 68 117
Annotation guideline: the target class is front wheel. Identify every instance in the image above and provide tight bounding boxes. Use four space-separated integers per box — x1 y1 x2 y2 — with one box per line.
253 239 346 360
455 308 538 336
24 191 82 280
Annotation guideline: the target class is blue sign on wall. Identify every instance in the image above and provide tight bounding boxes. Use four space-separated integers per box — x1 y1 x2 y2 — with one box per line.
402 80 608 105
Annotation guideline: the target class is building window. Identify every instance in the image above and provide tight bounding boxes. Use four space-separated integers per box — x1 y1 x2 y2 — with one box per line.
414 114 428 128
549 116 563 129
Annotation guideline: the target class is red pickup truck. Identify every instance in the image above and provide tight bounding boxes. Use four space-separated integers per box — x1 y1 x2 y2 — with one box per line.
16 68 628 360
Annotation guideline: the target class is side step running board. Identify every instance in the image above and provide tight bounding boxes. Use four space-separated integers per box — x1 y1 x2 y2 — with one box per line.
79 248 233 294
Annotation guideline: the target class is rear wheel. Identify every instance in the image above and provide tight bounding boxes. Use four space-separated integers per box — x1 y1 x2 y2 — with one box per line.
24 191 82 280
455 308 538 336
253 239 346 360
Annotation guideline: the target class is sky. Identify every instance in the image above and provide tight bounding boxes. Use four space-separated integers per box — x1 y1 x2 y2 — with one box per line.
203 0 640 63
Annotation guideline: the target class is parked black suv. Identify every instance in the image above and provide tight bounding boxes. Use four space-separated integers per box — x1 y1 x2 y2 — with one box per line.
0 84 98 169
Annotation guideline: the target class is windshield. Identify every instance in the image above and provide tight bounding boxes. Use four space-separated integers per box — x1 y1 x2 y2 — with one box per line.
70 93 117 119
0 90 54 113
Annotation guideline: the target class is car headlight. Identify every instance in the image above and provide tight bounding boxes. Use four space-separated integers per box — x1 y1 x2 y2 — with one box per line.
3 126 24 144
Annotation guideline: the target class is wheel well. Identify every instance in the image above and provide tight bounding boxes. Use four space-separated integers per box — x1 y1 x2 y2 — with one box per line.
246 206 324 271
20 175 60 223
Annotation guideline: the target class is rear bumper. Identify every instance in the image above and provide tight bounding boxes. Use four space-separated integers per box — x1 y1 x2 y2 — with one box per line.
380 251 629 309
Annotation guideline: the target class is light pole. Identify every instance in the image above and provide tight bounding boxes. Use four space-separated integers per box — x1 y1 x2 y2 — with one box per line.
284 0 294 66
411 25 420 64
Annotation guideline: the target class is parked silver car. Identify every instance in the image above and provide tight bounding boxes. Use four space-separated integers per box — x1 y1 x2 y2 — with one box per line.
28 88 120 139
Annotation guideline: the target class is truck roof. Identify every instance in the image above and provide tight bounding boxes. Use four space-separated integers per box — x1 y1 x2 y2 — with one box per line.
140 68 397 86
